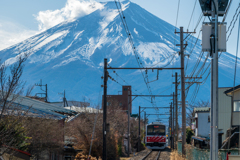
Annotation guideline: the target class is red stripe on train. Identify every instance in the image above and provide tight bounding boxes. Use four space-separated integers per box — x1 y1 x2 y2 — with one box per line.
146 136 166 142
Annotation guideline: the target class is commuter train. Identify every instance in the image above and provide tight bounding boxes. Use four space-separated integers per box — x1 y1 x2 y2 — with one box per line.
145 122 167 149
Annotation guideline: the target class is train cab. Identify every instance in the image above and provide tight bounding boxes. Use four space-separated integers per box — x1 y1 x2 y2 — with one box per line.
145 122 166 150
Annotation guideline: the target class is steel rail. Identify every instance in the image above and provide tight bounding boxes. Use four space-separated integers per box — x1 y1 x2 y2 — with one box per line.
141 150 152 160
156 151 161 160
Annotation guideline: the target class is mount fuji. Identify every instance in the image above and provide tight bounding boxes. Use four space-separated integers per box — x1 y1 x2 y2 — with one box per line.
0 0 239 117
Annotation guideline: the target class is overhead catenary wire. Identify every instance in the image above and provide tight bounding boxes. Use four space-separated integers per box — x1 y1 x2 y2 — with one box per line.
187 0 198 30
188 3 240 102
172 0 181 95
222 0 233 22
108 67 153 103
107 73 152 103
227 3 240 41
114 0 158 111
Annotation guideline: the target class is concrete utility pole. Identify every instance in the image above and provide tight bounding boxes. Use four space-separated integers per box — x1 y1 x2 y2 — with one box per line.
180 27 186 156
170 102 173 149
175 27 195 157
172 93 175 150
138 106 141 152
128 96 130 157
144 111 146 132
103 58 108 160
175 72 178 148
210 0 219 159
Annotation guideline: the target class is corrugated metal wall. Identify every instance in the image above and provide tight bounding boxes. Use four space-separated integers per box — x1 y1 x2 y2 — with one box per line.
218 88 232 143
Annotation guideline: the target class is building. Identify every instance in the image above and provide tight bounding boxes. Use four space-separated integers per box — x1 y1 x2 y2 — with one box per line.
218 87 232 144
65 106 102 114
103 86 132 114
1 93 78 160
220 85 240 149
224 85 240 127
51 101 90 108
191 107 210 149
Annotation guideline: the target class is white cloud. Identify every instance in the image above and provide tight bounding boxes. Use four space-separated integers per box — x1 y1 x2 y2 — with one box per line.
35 0 104 31
0 20 39 50
134 28 138 35
0 0 104 51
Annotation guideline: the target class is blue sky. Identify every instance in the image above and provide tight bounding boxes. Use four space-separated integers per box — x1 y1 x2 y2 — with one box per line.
0 0 239 55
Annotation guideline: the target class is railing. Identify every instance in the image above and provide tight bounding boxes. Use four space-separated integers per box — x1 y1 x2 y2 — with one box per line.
177 141 240 160
220 132 239 149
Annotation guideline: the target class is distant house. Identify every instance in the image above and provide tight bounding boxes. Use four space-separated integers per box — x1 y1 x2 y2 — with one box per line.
5 93 77 119
103 86 132 114
192 107 210 149
191 87 239 149
51 101 90 108
65 106 102 114
1 93 78 160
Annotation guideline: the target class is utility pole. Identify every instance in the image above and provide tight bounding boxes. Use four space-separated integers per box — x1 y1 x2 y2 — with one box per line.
144 111 146 132
138 106 140 152
35 79 48 102
175 27 195 157
128 96 130 157
172 93 175 150
175 72 178 148
170 102 173 149
180 26 186 156
103 58 108 160
211 0 219 159
63 90 66 107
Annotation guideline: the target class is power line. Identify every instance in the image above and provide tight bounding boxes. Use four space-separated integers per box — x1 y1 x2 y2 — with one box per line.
227 3 240 41
187 0 198 30
107 73 152 103
185 16 206 72
108 68 153 103
114 1 157 109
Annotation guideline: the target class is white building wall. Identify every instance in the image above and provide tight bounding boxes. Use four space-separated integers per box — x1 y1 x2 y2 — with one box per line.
198 112 210 137
218 88 232 142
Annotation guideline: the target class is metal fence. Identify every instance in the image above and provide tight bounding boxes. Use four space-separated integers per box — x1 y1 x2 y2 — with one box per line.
177 142 240 160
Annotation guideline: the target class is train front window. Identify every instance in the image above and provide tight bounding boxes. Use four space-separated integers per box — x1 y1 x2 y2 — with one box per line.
147 125 165 135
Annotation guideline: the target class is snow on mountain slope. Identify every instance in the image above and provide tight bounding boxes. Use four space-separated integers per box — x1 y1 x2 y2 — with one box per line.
0 0 239 115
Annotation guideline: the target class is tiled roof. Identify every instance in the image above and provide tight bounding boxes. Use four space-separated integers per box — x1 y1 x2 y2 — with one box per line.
194 107 210 112
3 94 77 120
224 85 240 94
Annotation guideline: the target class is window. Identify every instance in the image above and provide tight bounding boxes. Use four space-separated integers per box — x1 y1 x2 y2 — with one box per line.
234 101 240 111
147 125 165 135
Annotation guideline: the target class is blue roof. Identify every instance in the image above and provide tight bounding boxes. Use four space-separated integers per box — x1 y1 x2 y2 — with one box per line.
4 94 77 120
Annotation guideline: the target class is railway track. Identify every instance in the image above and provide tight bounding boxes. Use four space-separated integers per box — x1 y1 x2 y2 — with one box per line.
141 150 161 160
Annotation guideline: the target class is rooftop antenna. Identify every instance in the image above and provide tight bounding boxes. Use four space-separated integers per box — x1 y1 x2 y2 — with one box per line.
35 79 48 102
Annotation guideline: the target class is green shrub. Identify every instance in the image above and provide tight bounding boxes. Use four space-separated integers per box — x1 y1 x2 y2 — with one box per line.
186 128 194 144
